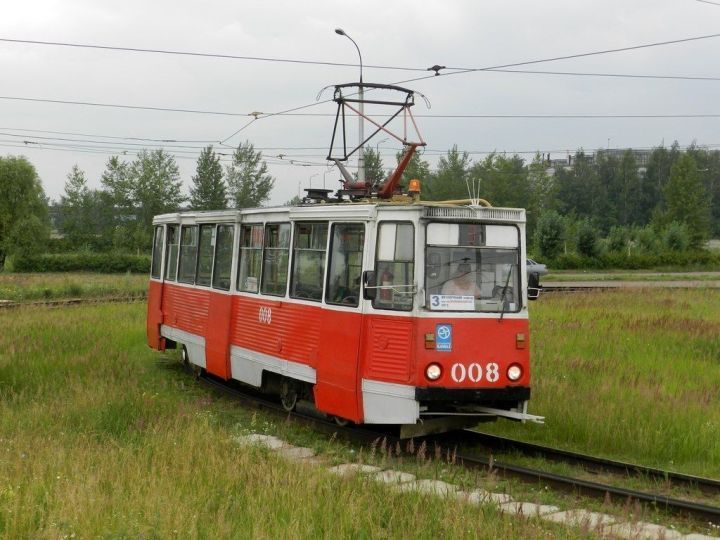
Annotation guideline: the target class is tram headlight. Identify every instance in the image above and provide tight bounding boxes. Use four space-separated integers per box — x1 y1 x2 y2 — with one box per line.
507 364 523 381
425 363 442 381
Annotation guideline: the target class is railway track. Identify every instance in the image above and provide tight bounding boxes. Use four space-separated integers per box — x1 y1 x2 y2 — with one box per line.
192 369 720 525
0 294 147 309
458 430 720 497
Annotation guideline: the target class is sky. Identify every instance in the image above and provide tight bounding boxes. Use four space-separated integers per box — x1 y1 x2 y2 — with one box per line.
1 0 720 205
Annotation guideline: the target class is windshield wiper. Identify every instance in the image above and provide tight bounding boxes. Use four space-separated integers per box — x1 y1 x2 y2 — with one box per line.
498 268 513 322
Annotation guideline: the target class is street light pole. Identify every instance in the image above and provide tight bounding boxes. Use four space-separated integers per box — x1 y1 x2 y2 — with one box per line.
335 28 365 183
309 173 319 189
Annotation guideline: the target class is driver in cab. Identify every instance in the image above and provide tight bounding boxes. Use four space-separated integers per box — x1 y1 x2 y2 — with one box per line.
441 262 482 297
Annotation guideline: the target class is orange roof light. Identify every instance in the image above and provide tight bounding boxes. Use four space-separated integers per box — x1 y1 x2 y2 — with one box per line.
408 179 421 194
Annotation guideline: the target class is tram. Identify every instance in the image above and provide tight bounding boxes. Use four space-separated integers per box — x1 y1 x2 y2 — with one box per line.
146 82 543 436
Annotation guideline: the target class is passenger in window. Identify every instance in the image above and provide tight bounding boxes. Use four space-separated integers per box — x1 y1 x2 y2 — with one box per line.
332 274 361 304
441 262 482 297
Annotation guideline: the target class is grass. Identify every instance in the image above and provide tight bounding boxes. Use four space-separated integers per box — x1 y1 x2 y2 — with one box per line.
0 303 575 539
485 288 720 478
546 270 720 282
3 287 720 537
0 272 147 302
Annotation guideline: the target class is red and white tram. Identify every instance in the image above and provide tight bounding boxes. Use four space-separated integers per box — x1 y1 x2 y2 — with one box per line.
146 197 543 436
146 81 543 435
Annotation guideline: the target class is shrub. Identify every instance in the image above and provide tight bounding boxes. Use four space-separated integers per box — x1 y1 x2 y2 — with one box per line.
607 226 629 253
576 220 599 258
634 225 658 253
548 249 719 270
535 211 565 259
12 253 150 273
663 222 690 252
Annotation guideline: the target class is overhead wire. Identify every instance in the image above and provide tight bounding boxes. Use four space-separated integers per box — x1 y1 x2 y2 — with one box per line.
392 31 720 86
4 31 720 171
0 37 426 72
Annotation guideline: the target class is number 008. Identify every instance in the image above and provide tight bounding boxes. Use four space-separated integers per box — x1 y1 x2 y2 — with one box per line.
450 362 500 383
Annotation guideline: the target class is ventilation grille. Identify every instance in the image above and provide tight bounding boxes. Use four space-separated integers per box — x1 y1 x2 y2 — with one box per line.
423 206 525 222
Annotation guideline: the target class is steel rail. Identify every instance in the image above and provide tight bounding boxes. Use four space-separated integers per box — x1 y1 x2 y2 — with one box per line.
190 370 720 524
0 294 147 310
449 449 720 523
457 430 720 496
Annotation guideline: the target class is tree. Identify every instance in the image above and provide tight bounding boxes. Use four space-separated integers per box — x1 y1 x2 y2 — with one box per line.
360 148 386 186
425 145 472 201
226 141 275 209
526 153 557 240
663 153 710 248
0 156 49 267
686 144 720 236
60 165 92 247
100 150 185 251
535 210 565 259
642 143 681 224
100 155 133 218
190 145 227 210
555 151 602 221
617 150 642 227
129 149 185 228
576 220 599 258
470 153 529 208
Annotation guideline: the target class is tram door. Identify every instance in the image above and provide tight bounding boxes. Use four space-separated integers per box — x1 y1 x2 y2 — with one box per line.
146 225 166 349
203 224 236 379
315 222 367 422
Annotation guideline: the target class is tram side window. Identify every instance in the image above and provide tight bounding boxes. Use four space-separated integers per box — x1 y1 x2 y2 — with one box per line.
237 224 263 293
164 225 180 281
290 222 328 302
373 222 414 311
261 223 291 296
151 226 164 279
326 223 364 307
177 225 199 284
195 224 216 287
212 225 234 291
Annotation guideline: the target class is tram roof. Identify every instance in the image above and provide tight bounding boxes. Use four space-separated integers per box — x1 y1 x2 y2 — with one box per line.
152 202 526 225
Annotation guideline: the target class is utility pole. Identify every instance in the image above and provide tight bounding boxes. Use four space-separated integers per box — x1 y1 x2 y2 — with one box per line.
335 28 365 183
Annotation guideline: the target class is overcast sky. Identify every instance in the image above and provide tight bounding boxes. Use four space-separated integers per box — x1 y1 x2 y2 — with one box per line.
2 0 720 205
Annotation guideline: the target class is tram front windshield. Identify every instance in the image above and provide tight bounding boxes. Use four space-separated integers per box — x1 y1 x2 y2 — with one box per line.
425 222 521 313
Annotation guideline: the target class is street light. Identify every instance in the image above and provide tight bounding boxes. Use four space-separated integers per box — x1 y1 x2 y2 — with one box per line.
334 28 363 83
375 137 389 155
309 172 319 189
335 27 365 183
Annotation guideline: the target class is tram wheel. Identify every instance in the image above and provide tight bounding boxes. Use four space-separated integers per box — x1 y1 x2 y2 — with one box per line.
280 379 298 412
180 345 189 366
333 416 350 427
191 363 203 380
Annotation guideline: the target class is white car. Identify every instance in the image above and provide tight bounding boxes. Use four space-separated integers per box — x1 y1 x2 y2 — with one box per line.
526 258 548 277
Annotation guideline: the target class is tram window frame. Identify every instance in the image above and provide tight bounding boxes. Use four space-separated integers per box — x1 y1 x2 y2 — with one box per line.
177 225 199 284
325 223 365 307
237 223 264 293
212 224 234 291
164 224 180 281
372 221 415 311
260 222 291 297
424 222 522 313
195 224 216 287
290 221 329 302
151 225 164 279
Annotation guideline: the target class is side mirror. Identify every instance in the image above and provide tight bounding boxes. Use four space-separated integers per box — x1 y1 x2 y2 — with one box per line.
527 273 541 301
363 270 377 300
